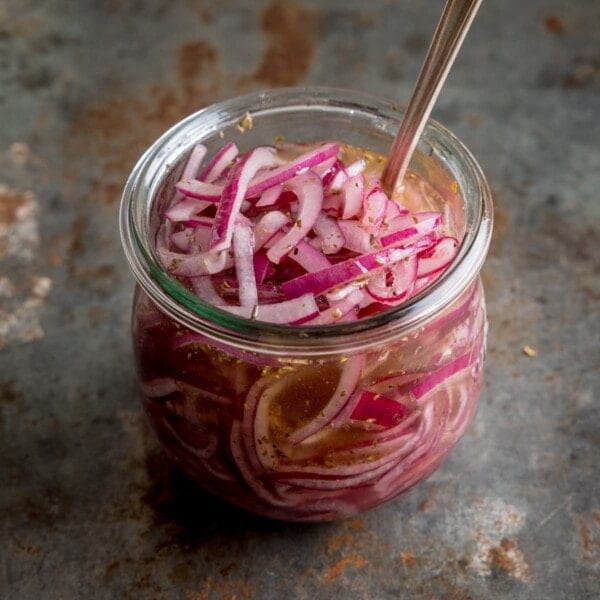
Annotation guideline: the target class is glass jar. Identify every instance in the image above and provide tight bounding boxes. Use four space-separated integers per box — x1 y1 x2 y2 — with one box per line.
120 87 493 522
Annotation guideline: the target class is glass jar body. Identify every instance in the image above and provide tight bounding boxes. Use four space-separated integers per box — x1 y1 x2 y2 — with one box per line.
121 87 493 521
132 276 486 522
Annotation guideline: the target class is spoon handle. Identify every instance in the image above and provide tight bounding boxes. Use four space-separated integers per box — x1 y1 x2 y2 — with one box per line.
382 0 483 193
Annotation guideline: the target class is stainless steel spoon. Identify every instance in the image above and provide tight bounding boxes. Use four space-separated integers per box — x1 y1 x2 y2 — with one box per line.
382 0 483 194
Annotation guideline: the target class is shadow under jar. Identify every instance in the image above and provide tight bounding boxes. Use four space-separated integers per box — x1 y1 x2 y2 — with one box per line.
120 87 493 522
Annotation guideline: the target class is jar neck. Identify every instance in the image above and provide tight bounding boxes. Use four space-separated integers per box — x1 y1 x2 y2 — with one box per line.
120 87 493 358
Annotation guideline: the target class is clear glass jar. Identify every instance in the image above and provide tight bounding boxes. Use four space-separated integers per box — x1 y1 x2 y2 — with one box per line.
120 87 493 522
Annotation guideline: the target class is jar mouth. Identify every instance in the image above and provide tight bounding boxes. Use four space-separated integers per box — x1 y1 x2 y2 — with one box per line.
120 86 493 356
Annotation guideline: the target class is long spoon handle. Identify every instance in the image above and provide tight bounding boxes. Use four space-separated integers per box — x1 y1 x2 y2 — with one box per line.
382 0 483 193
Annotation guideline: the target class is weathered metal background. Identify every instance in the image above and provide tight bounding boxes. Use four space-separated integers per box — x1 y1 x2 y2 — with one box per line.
1 1 598 598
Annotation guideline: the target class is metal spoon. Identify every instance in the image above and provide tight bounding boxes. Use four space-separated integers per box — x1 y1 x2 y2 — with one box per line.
382 0 483 194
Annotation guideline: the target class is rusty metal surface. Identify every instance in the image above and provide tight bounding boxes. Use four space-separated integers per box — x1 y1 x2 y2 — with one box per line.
1 0 598 598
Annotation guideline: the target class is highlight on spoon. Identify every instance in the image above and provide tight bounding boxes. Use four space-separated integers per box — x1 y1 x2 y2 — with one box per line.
382 0 483 195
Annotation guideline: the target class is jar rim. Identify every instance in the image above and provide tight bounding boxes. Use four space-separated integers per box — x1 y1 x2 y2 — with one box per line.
120 86 493 357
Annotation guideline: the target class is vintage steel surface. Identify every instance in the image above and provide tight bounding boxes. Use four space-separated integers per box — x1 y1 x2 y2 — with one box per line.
1 1 598 598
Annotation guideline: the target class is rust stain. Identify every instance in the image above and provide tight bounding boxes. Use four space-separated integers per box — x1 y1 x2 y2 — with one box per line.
64 216 119 293
167 560 194 585
577 515 599 560
0 184 38 261
322 553 369 583
326 532 353 554
183 575 254 600
48 232 68 266
0 379 25 426
324 520 365 555
463 113 483 128
178 39 219 108
62 39 220 207
4 481 73 529
487 537 531 582
579 518 594 556
66 215 87 270
0 186 28 226
76 264 120 295
544 15 565 35
11 538 42 557
0 379 23 406
87 306 109 328
355 11 376 28
346 517 364 530
418 496 438 513
243 0 318 88
399 550 416 567
563 58 600 89
178 40 218 84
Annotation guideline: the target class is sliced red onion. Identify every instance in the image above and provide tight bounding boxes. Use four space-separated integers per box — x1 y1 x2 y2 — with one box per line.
229 422 290 507
183 144 208 178
306 288 364 325
201 456 236 482
219 293 319 324
140 377 178 398
184 216 214 228
253 252 271 284
384 199 406 219
193 225 213 253
254 210 291 250
267 171 323 264
248 142 339 197
341 173 365 219
198 141 239 183
288 354 365 445
416 236 459 277
217 280 284 303
191 275 225 305
349 390 411 428
282 244 418 299
412 272 439 294
345 158 366 178
276 454 404 491
170 228 193 252
378 212 442 248
210 146 280 253
365 254 417 304
411 344 478 401
311 155 338 178
328 164 349 192
170 223 213 253
256 183 283 207
141 373 231 406
337 219 372 253
161 246 231 276
277 424 425 489
165 198 211 222
325 282 361 302
313 213 344 254
322 193 341 216
171 144 208 205
175 179 224 201
362 190 387 234
288 240 333 273
232 216 257 307
163 417 217 459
